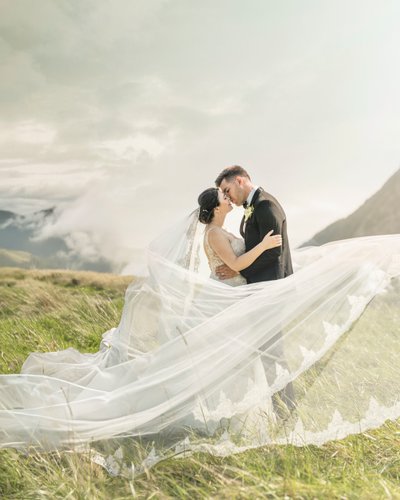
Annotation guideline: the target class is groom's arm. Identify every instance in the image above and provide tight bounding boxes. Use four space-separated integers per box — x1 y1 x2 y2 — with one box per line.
240 200 283 278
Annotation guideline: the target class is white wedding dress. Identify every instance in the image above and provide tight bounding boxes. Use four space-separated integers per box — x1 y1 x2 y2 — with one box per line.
1 209 400 475
201 226 275 434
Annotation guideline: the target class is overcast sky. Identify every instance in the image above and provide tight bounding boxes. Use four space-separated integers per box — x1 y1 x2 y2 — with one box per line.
1 0 399 269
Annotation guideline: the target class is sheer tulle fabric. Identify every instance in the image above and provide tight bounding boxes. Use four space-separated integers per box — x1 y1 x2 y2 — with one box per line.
1 210 400 474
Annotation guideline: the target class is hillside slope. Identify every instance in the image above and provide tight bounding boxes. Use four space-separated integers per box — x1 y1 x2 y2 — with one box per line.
302 168 400 246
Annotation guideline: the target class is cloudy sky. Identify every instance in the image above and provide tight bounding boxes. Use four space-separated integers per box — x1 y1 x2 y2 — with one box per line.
1 0 399 269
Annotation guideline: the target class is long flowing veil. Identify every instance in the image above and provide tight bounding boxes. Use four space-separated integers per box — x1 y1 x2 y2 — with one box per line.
1 209 400 474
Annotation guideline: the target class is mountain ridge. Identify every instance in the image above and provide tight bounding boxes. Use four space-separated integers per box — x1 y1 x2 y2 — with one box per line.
0 208 113 272
302 168 400 246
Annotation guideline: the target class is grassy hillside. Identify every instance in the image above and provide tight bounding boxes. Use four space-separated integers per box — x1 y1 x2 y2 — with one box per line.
0 268 399 499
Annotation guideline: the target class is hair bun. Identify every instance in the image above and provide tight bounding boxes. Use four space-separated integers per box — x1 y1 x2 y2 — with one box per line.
197 187 219 224
199 208 213 224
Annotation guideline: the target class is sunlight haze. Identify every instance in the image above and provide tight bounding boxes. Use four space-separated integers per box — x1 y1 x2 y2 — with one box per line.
1 0 399 269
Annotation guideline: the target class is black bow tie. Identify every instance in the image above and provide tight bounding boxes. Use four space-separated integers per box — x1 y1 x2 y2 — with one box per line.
243 201 248 209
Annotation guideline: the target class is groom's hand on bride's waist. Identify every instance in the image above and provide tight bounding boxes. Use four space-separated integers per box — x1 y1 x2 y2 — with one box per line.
215 264 239 280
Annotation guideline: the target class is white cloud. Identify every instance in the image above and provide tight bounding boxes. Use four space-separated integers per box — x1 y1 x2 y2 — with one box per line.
0 120 56 145
0 0 399 260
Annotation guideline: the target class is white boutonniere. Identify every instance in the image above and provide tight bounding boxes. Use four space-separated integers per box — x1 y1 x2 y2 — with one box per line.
244 205 254 222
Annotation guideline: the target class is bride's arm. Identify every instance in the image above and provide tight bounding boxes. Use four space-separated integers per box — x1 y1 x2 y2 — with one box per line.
208 229 282 272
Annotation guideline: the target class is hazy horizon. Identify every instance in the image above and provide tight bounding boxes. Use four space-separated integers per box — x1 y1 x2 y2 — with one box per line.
1 0 400 269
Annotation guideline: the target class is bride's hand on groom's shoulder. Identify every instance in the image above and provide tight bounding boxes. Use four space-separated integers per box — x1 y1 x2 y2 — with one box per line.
215 264 239 280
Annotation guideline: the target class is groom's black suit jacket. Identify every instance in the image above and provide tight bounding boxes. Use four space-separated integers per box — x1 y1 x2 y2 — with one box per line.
240 188 293 283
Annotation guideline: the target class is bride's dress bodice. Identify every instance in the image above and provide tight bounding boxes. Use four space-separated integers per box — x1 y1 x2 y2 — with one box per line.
204 226 247 286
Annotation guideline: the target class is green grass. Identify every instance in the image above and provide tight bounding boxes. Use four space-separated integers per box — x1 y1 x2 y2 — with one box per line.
0 267 399 499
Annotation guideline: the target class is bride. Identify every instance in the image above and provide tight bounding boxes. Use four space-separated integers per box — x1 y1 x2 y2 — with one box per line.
0 184 400 472
198 186 296 416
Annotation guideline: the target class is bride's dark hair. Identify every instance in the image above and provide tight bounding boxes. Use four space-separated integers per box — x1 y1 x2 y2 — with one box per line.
198 187 220 224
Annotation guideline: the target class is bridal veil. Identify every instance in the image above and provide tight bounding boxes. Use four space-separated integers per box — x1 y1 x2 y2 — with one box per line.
1 209 400 473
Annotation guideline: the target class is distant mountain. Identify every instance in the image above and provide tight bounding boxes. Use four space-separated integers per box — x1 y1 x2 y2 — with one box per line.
0 208 68 257
0 248 34 268
302 168 400 246
0 210 16 226
0 208 113 272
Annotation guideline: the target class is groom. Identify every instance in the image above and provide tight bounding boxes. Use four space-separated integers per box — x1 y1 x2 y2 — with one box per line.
215 165 293 282
215 165 295 414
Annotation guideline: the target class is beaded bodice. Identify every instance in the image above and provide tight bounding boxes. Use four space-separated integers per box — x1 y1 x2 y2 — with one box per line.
204 227 247 286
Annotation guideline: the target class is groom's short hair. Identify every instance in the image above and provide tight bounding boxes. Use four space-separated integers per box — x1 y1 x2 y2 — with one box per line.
215 166 251 186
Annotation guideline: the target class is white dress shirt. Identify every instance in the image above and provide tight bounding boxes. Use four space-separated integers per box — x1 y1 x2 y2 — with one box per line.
245 186 259 207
